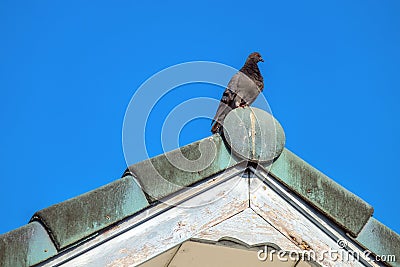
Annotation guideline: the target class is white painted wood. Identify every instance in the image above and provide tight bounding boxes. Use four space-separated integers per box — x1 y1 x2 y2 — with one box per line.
41 171 248 267
139 245 180 267
194 208 300 252
249 172 378 267
38 165 247 267
37 164 379 267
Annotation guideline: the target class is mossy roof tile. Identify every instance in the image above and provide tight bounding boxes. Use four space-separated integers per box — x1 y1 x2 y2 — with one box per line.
30 176 149 250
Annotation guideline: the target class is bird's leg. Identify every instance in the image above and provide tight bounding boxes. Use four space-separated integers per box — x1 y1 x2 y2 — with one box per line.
238 99 248 108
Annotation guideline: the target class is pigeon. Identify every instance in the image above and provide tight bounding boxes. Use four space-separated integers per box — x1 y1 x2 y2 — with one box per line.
211 52 264 134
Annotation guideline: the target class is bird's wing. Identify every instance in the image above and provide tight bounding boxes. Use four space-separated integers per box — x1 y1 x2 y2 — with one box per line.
226 71 241 94
211 71 263 133
211 72 241 124
235 72 261 106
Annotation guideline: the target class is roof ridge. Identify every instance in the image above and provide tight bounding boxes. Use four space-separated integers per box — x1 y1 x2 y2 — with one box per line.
0 107 398 266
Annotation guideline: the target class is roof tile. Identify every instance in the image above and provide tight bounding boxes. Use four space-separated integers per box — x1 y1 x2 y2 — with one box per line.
30 175 149 250
356 217 400 266
124 135 239 201
0 221 57 267
269 149 374 237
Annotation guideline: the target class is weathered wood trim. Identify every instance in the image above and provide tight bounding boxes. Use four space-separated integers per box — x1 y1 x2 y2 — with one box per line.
194 208 300 251
250 167 380 267
37 165 248 267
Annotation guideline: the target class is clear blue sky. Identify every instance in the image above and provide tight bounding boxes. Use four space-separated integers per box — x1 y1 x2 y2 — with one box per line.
0 1 399 235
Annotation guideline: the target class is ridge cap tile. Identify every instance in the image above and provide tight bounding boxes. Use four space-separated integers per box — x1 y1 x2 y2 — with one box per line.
269 148 374 237
0 221 57 267
30 176 149 250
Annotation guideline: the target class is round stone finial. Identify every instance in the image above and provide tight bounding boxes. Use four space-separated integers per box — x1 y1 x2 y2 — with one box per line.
222 107 285 162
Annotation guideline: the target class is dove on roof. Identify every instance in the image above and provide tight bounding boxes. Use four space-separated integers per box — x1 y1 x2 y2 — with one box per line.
211 52 264 134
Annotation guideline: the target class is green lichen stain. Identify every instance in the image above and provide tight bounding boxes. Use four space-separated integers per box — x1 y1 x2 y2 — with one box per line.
131 135 238 200
270 149 373 237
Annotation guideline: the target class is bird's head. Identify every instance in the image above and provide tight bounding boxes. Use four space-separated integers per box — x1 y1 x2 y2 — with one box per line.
248 52 264 63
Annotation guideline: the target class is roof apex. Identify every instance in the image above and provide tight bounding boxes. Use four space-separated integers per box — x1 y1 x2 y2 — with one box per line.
1 108 398 267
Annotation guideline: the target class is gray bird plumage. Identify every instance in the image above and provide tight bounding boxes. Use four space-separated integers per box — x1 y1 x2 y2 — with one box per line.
211 52 264 133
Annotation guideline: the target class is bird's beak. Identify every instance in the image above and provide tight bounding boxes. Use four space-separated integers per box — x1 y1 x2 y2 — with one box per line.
259 57 264 62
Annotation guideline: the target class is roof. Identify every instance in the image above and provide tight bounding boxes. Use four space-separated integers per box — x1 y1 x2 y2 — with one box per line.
0 107 398 267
